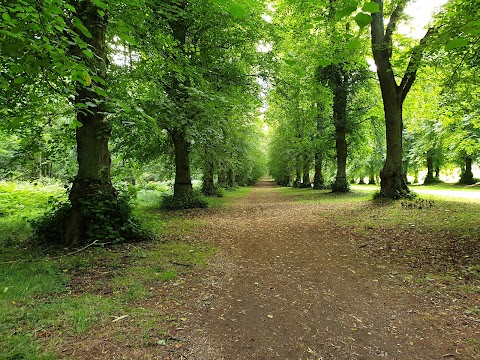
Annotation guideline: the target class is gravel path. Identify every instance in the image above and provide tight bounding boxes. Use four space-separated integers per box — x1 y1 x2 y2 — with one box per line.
183 181 476 359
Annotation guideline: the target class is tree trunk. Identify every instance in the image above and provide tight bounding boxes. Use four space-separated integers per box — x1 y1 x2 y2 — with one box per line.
218 168 227 188
313 153 325 189
371 0 433 198
332 75 348 193
424 152 435 184
293 157 302 188
226 168 235 188
301 155 311 188
459 156 475 184
65 1 116 247
202 159 216 196
171 129 193 197
368 173 376 185
378 85 408 197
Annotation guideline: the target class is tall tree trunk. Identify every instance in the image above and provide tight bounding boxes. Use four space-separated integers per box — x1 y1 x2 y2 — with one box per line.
202 159 216 196
434 165 440 180
65 1 116 247
313 153 325 189
332 72 348 193
171 129 193 197
293 157 302 188
371 0 434 198
459 156 475 184
424 152 435 184
218 168 227 188
301 156 311 188
226 168 235 188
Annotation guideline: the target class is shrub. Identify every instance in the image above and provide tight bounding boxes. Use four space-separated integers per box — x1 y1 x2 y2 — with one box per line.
161 191 209 210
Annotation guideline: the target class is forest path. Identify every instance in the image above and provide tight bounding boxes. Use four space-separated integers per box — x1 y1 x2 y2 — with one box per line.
183 181 464 359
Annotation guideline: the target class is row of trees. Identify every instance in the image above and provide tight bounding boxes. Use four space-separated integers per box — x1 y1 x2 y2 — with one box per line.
266 0 480 196
1 0 268 246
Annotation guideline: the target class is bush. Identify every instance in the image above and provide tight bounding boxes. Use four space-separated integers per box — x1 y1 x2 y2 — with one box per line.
161 191 209 210
31 192 151 246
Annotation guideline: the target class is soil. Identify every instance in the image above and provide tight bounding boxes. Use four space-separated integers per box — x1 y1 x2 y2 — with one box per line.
57 180 479 359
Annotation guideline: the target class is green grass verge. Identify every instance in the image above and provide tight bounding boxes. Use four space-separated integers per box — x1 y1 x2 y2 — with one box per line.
0 181 217 359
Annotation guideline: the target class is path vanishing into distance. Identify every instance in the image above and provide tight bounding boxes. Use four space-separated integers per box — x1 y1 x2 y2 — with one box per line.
179 180 479 359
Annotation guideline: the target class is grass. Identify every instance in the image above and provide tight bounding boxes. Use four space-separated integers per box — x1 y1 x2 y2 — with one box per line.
0 180 228 359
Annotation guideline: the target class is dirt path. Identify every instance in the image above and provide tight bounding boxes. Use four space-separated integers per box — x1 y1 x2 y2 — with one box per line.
181 181 477 359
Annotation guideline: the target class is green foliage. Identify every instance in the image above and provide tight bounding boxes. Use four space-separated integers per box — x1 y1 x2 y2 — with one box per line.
161 191 209 210
31 190 150 246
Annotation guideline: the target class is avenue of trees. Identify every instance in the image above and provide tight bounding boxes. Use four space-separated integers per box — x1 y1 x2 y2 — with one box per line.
1 0 479 245
266 0 479 197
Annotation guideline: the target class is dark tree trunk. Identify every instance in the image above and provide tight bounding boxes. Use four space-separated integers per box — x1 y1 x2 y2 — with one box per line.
371 0 434 198
313 153 325 189
293 157 302 188
218 168 227 188
424 152 435 184
332 70 348 193
459 156 475 184
368 173 376 185
301 155 311 188
202 159 216 196
65 1 116 247
171 129 193 197
434 166 440 180
226 168 235 188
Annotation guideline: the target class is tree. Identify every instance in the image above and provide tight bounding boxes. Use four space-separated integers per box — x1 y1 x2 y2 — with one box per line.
370 0 435 198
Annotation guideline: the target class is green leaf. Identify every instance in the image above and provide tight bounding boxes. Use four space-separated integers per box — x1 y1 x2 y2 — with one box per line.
72 16 92 38
91 0 109 10
117 101 132 113
354 12 373 29
335 6 357 20
69 119 84 129
445 38 469 51
14 76 26 85
2 12 11 22
362 2 380 14
318 59 331 67
82 49 94 58
227 3 247 19
346 39 362 49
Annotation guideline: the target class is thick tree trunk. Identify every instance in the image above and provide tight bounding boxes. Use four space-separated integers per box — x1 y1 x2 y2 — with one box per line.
313 153 325 189
332 77 348 193
424 152 435 184
301 155 311 188
293 157 302 188
171 129 193 197
65 1 116 247
459 156 475 184
434 165 440 180
371 0 432 198
202 159 216 196
368 173 376 185
378 85 408 197
226 168 235 188
218 168 227 188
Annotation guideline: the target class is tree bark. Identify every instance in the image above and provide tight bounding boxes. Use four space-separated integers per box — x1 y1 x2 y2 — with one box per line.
301 155 311 188
313 153 325 189
459 156 475 184
226 168 235 188
218 168 227 188
65 0 116 247
424 152 435 184
293 157 302 188
171 129 193 197
371 0 433 198
202 159 216 196
332 68 348 193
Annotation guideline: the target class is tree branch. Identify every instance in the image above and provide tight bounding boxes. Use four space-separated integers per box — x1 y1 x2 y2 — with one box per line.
399 26 437 101
384 0 408 46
